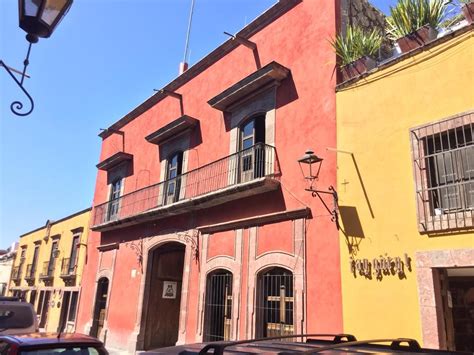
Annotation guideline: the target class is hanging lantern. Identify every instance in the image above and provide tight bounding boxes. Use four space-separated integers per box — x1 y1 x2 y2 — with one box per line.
19 0 73 43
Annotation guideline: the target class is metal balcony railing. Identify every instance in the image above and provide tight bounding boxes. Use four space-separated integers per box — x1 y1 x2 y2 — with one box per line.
92 143 279 226
39 260 55 279
60 258 76 277
24 264 36 280
11 266 21 281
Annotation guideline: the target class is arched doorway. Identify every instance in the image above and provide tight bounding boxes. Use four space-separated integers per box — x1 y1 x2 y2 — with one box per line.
144 242 185 349
203 269 233 341
256 267 294 338
90 277 109 338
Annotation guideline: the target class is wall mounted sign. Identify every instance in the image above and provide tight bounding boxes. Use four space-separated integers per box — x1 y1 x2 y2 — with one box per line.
350 253 411 280
162 281 177 299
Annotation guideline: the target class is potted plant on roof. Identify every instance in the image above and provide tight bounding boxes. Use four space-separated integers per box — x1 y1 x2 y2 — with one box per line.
331 26 383 82
461 0 474 24
386 0 451 53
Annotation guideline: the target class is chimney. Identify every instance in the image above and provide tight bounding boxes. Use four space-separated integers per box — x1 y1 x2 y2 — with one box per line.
179 61 188 75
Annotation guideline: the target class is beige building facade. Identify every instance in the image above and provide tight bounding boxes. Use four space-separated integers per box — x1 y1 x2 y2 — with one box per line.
9 208 91 333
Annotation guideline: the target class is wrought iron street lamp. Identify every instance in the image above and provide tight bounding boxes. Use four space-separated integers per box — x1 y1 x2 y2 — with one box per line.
298 149 339 228
1 0 73 116
298 149 323 184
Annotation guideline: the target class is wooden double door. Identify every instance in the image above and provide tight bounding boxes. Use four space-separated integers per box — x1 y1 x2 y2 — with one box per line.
144 243 185 350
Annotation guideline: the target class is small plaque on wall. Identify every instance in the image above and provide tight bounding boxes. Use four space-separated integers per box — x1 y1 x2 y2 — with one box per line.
162 281 177 299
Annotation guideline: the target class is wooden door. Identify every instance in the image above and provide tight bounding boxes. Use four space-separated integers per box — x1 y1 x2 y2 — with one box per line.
144 243 185 349
90 278 109 338
57 291 71 333
39 291 51 329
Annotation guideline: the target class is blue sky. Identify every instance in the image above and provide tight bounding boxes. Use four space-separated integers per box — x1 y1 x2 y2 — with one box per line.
0 0 395 249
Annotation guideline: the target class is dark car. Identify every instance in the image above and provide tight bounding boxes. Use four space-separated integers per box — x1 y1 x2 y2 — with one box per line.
0 300 39 336
147 334 472 354
0 333 108 355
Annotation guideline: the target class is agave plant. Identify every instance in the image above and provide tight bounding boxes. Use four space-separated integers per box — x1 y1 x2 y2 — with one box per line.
330 26 383 67
386 0 452 41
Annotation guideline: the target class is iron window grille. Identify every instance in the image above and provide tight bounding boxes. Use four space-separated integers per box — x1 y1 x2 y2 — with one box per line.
256 268 294 339
411 111 474 232
204 271 233 342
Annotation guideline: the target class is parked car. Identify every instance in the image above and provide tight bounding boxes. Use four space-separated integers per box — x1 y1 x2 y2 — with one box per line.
0 300 38 335
0 333 108 355
147 334 472 354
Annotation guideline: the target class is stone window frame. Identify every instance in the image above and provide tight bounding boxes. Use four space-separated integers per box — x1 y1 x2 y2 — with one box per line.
105 163 128 222
228 87 276 156
227 87 278 186
158 135 191 204
196 230 242 342
415 248 474 349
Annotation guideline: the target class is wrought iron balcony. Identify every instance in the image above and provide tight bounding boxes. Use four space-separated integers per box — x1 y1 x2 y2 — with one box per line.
60 258 76 277
39 260 55 280
92 143 280 231
24 264 36 281
11 266 21 282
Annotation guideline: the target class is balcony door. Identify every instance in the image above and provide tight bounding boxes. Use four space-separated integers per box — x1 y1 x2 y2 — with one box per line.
68 235 80 274
239 115 265 182
107 179 122 221
48 241 58 276
164 151 183 205
31 245 39 277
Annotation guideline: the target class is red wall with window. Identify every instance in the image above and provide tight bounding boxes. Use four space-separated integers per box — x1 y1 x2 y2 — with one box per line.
77 0 343 351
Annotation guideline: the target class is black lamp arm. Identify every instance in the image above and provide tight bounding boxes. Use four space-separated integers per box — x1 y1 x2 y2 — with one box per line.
306 185 340 229
0 42 35 116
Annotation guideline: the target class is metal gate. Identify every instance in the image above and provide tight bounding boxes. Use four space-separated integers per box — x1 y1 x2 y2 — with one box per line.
204 271 233 341
257 269 294 338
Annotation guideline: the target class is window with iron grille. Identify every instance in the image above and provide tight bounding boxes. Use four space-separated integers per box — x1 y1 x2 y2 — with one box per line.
256 267 294 339
411 111 474 232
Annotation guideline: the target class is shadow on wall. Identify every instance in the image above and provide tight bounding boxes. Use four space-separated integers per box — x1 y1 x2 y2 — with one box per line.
276 72 299 110
349 153 374 219
338 205 365 257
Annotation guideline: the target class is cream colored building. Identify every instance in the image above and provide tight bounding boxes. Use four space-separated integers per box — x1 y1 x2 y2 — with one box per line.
9 208 91 332
0 243 17 296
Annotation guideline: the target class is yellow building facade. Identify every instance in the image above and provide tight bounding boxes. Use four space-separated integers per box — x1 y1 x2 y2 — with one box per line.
9 208 91 333
336 26 474 351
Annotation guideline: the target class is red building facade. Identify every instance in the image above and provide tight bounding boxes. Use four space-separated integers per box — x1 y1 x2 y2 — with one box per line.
77 0 345 351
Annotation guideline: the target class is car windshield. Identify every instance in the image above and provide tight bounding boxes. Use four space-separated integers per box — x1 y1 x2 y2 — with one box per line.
20 347 103 355
0 305 34 329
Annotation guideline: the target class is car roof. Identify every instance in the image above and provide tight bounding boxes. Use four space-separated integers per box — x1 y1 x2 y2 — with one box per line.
151 335 468 354
0 297 20 302
0 301 34 307
0 333 103 347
